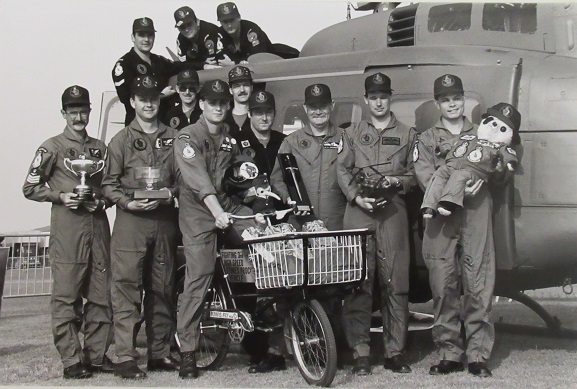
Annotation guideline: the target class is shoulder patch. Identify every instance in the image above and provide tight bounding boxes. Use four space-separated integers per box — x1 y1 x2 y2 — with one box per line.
114 62 123 77
460 134 477 141
413 141 419 162
178 133 190 140
506 147 517 156
182 143 196 159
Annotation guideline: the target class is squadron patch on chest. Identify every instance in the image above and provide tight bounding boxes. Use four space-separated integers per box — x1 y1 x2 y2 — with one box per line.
299 139 310 149
66 148 78 158
170 117 180 128
242 148 256 158
133 138 147 151
241 140 250 148
467 146 484 163
136 64 147 74
360 133 373 145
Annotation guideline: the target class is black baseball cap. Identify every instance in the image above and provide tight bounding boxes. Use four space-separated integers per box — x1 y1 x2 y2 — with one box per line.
177 69 199 87
217 2 240 21
304 83 332 105
228 65 252 85
131 75 161 98
484 103 521 133
249 91 275 111
133 17 156 33
62 85 90 108
174 6 197 28
434 74 464 99
365 72 393 94
199 79 232 100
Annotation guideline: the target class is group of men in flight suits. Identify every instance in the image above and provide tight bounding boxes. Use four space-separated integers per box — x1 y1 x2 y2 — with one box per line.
22 2 522 382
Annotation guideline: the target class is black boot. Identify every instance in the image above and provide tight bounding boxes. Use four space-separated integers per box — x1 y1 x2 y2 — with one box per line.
179 351 199 379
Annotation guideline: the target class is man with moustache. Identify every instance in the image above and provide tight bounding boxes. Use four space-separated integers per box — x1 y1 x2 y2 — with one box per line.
112 17 176 126
102 75 180 379
172 6 222 71
337 73 417 376
215 2 272 66
162 69 202 130
174 79 259 379
224 65 253 137
23 85 113 379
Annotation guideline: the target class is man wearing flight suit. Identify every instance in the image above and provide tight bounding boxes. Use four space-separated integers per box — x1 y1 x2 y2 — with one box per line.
337 73 417 376
112 17 176 126
174 79 256 379
162 69 202 130
23 85 113 379
413 74 496 378
224 65 253 137
173 6 221 71
270 83 347 363
215 2 272 65
102 75 179 379
270 83 347 230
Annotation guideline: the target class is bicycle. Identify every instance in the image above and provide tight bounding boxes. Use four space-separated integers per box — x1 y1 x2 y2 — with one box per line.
174 213 370 387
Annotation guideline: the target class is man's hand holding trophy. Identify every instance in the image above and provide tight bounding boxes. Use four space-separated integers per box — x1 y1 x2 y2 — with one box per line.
126 167 173 212
63 154 106 211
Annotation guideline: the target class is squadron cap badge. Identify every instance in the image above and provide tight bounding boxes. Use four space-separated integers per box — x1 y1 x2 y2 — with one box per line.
255 91 267 103
311 85 322 96
222 5 231 14
70 86 81 97
140 17 149 26
373 73 384 84
502 105 512 118
142 76 154 88
212 80 224 93
442 75 455 87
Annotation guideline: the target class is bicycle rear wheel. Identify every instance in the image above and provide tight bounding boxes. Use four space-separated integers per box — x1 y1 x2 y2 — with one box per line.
175 276 231 370
288 299 337 387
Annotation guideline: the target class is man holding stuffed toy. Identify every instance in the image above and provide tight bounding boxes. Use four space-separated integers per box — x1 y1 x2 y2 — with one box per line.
337 73 417 376
413 74 520 378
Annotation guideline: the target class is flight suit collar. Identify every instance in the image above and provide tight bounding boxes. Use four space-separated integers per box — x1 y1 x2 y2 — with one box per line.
302 122 337 139
63 126 88 143
433 116 475 137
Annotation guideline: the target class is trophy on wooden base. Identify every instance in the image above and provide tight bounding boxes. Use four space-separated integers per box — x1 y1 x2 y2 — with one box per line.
64 155 105 201
132 167 172 200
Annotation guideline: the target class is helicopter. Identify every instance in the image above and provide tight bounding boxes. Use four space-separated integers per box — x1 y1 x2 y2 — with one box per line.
98 2 577 331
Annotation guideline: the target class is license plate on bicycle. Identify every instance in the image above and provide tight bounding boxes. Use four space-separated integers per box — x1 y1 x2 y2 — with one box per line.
209 310 239 321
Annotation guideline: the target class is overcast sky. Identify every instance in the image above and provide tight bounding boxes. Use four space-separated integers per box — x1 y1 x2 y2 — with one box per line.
0 0 365 233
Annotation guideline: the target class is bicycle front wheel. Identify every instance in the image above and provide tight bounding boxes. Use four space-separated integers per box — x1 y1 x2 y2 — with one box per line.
288 299 337 387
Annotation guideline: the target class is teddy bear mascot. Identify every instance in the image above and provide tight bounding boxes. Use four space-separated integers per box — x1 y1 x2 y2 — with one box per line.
421 102 521 218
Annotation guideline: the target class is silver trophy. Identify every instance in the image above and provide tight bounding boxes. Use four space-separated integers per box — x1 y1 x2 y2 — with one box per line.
133 167 171 200
63 155 105 201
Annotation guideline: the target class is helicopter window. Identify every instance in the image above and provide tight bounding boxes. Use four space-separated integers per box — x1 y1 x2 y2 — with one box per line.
282 102 362 135
428 3 472 33
482 3 537 33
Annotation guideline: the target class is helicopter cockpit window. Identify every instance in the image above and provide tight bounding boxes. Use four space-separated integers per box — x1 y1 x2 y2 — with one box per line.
282 102 362 135
482 3 537 33
428 4 472 33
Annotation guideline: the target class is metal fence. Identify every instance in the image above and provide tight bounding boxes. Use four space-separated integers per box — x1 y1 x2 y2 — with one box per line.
0 232 52 298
